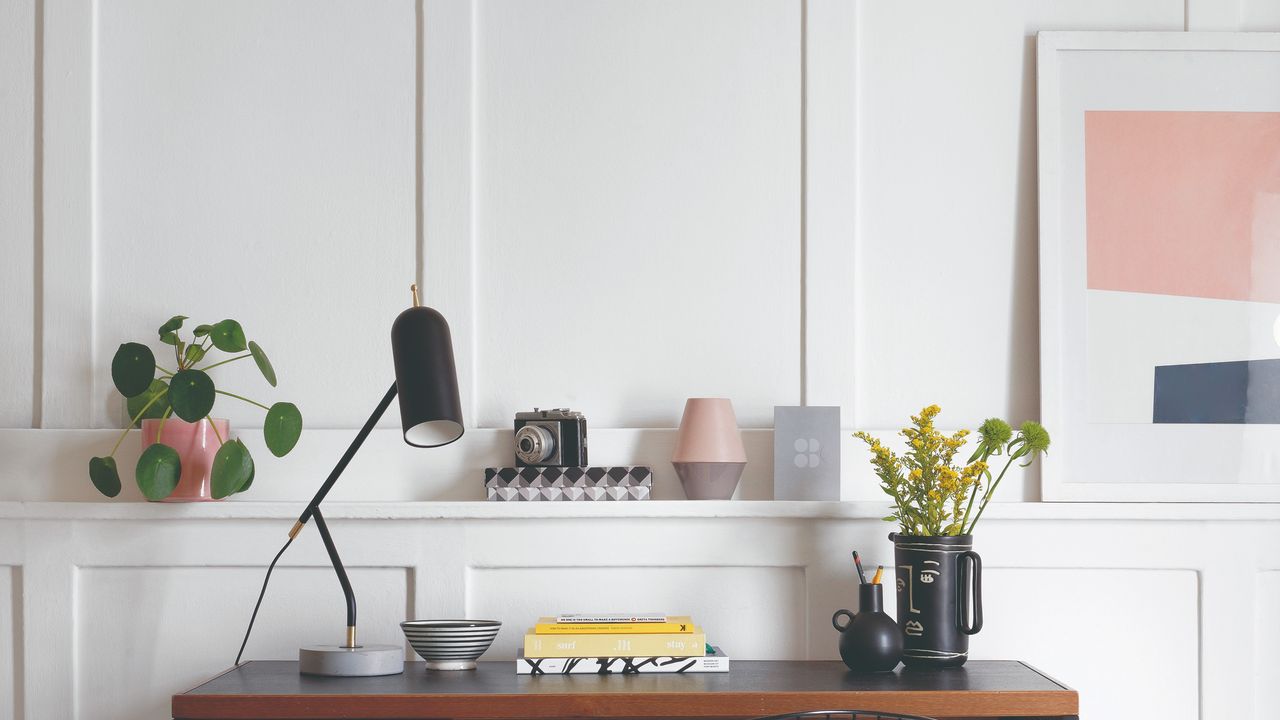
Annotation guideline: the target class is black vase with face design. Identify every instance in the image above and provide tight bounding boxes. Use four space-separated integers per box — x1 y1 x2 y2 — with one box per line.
890 533 983 668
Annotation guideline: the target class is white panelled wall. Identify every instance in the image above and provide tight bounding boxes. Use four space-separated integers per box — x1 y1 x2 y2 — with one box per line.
1 1 1278 719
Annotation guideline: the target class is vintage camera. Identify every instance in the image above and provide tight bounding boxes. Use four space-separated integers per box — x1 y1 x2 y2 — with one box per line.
514 408 588 467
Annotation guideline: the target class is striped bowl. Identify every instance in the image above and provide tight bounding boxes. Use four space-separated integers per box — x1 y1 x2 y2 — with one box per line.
400 620 502 670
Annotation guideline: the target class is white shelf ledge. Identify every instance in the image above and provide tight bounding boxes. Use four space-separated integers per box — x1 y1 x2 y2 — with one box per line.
2 499 1279 522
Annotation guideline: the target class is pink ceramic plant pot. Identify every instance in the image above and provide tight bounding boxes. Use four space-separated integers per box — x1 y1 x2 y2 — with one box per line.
141 418 230 502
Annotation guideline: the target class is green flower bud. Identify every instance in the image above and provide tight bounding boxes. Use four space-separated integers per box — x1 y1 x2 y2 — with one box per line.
1019 420 1051 454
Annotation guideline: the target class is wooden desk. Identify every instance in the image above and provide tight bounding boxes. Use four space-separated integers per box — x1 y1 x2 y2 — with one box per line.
173 660 1078 720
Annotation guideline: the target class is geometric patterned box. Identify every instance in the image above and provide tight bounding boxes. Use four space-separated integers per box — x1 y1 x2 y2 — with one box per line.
483 466 653 501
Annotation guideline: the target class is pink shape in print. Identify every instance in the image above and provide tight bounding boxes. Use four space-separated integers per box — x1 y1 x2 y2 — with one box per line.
1085 111 1280 303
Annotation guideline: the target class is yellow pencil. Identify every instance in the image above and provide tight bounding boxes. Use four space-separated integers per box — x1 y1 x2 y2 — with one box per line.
871 565 884 584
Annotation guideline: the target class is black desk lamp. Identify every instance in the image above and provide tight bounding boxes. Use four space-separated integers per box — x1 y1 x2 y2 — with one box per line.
234 285 463 677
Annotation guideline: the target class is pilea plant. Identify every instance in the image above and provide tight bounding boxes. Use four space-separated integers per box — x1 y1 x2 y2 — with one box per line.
88 316 303 500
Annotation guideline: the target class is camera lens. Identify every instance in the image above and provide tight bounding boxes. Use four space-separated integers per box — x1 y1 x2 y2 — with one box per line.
515 425 556 464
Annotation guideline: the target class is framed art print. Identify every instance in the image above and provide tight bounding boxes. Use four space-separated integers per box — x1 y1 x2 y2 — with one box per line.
1038 32 1280 501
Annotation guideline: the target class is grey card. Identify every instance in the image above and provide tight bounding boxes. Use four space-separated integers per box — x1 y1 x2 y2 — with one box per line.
773 406 841 501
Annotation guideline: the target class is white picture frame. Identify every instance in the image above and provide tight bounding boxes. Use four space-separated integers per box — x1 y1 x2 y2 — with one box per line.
1038 31 1280 502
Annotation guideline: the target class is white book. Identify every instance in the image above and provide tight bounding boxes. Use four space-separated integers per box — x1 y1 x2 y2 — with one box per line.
516 646 729 675
554 613 668 624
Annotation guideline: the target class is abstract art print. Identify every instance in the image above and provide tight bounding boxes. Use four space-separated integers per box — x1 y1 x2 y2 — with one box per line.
1038 32 1280 500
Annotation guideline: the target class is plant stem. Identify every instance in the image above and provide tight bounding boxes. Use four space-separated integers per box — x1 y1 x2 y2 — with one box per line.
959 450 993 532
215 389 271 411
108 392 165 456
155 365 175 377
206 415 225 445
154 407 173 445
201 353 251 372
965 454 1017 534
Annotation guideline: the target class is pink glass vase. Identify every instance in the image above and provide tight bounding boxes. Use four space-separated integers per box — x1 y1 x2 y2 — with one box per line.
141 418 230 502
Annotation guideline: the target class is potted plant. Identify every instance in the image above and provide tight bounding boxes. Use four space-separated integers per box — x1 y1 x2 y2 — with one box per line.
855 405 1049 668
88 316 303 501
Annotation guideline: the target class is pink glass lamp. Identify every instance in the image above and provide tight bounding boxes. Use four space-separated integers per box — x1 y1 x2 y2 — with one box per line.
672 398 747 500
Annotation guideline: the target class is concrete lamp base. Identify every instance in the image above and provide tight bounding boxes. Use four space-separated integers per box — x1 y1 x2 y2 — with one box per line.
299 644 404 676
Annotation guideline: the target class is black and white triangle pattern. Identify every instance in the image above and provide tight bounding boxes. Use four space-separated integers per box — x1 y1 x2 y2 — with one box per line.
484 466 652 501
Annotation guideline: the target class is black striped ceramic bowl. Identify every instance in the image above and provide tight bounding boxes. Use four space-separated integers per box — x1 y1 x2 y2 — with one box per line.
400 620 501 670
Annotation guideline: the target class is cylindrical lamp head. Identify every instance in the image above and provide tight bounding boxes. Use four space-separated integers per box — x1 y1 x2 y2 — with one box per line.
391 303 464 448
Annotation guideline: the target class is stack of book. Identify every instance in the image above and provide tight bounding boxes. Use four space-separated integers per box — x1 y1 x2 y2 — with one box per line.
516 613 729 675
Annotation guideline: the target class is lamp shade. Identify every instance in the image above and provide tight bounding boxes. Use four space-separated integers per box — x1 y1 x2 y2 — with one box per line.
391 305 464 448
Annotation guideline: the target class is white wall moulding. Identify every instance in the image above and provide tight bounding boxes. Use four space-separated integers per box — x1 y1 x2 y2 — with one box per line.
978 567 1199 719
1258 571 1280 714
76 565 411 720
471 0 801 429
93 0 418 431
0 511 1275 719
40 0 96 429
0 0 36 430
7 499 1280 523
470 565 807 660
802 0 858 419
0 427 777 502
852 0 1184 441
1240 0 1280 30
422 0 475 426
0 566 19 720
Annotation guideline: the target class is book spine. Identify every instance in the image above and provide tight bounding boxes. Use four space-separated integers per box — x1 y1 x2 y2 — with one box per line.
534 622 693 635
517 654 729 675
523 631 706 658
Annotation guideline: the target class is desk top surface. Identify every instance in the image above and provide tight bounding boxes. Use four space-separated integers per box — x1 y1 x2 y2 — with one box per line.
174 660 1077 718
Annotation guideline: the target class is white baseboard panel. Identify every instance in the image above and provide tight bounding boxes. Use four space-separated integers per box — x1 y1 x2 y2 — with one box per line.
0 509 1274 719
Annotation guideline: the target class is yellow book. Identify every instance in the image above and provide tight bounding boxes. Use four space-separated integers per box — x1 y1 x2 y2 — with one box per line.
534 616 695 635
522 627 707 658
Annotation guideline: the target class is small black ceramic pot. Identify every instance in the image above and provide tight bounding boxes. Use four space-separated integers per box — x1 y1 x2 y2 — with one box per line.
832 583 902 672
890 533 982 669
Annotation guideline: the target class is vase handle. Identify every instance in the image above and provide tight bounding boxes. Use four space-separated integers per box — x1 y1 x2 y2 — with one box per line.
832 608 855 632
959 549 983 635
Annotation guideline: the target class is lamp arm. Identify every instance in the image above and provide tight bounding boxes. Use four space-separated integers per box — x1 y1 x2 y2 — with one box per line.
285 381 397 649
310 508 357 643
291 382 399 535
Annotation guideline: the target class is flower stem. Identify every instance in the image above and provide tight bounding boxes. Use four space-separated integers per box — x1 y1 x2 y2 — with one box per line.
200 353 251 372
960 450 992 532
215 389 270 411
965 454 1016 534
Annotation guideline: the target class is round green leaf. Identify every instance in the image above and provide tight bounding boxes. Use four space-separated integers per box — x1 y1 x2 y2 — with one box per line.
136 443 181 500
183 344 206 366
236 462 255 495
126 379 171 427
210 319 247 353
89 456 121 498
248 341 277 387
158 315 187 345
168 369 216 422
111 343 157 398
158 315 187 335
193 324 213 337
211 439 254 499
263 402 302 457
